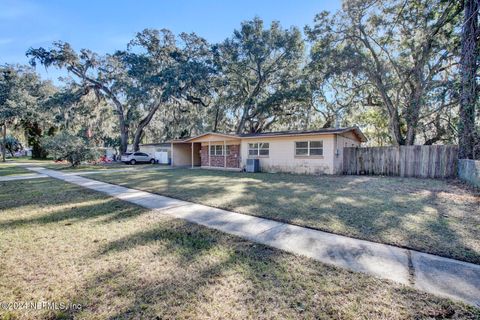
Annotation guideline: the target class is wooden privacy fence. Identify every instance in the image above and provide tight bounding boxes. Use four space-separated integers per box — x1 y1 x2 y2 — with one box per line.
343 145 458 178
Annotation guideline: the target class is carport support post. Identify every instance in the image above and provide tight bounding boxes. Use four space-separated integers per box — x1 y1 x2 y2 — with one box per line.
170 142 174 167
224 140 226 168
191 142 194 168
208 141 211 167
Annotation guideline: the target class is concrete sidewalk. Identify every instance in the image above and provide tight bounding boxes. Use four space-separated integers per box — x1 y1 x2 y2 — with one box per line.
24 167 480 307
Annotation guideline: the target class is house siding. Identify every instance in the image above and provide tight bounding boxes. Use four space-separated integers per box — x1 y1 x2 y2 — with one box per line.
240 134 337 174
171 130 364 174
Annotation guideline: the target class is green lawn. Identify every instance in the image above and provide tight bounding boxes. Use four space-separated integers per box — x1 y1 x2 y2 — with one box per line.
47 162 136 171
45 163 165 174
0 178 478 319
0 164 33 176
86 168 480 264
1 158 160 172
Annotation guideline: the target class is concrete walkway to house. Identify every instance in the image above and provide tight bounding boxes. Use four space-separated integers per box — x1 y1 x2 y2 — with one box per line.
18 167 480 307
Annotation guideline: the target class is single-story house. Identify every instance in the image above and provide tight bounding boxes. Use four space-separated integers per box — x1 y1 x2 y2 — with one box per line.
170 127 367 174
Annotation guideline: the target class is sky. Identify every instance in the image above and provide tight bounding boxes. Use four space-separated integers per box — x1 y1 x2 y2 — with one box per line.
0 0 341 83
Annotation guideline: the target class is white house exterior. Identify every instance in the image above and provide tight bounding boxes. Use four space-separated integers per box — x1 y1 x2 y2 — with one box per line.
170 127 367 175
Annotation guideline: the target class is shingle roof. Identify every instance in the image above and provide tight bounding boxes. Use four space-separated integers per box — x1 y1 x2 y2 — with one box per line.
238 127 367 142
239 127 352 137
170 126 367 143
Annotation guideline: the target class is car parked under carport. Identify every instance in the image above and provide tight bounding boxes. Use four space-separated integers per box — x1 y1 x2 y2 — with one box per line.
121 152 156 165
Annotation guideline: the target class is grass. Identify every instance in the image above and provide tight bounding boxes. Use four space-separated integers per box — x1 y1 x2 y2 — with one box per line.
0 160 38 177
85 168 480 264
0 178 478 319
54 162 164 172
0 164 34 176
1 157 161 172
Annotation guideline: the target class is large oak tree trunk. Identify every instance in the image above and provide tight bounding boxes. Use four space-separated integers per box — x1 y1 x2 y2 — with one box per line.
213 105 220 132
370 74 405 146
132 130 144 152
235 106 250 134
458 0 479 159
25 122 48 159
388 113 405 146
118 116 129 155
119 125 129 155
132 104 161 152
114 100 129 155
405 96 422 145
382 98 405 146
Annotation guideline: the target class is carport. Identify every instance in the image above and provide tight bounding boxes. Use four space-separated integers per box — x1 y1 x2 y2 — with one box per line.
170 140 201 167
170 133 241 170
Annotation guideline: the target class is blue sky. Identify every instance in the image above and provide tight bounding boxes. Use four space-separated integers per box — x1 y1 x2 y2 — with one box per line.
0 0 340 82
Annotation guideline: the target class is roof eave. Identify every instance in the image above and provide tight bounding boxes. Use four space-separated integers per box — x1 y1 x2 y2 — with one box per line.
168 127 367 143
348 127 368 142
183 132 241 142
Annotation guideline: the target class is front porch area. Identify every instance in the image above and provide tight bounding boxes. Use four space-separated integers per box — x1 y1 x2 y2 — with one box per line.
170 133 242 171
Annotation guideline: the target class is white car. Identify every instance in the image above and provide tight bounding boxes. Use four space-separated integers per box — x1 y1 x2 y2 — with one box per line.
121 152 156 165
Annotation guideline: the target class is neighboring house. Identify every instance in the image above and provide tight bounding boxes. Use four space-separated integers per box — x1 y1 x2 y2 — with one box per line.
170 127 367 174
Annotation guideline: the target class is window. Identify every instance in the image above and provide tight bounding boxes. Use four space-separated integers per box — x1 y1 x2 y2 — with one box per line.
248 142 269 157
209 145 223 156
248 143 258 156
295 141 323 156
309 141 323 155
295 142 308 156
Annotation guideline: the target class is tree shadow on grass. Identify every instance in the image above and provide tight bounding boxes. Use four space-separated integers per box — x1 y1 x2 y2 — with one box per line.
227 179 479 264
64 218 479 319
88 169 480 264
75 220 271 318
94 220 221 261
1 172 478 318
0 199 145 229
0 178 147 229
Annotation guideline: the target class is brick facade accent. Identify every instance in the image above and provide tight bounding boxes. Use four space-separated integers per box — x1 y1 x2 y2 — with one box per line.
200 144 240 168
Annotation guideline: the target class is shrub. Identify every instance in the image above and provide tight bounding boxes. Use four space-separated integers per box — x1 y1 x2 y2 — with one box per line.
42 132 99 167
